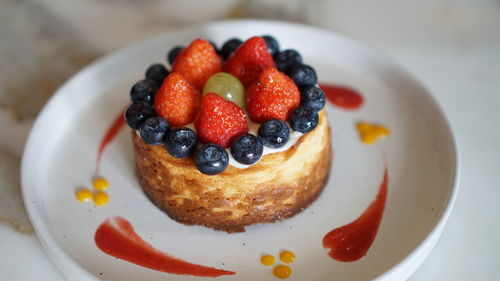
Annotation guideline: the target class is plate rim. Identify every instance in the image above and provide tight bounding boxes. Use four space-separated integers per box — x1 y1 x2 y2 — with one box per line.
21 19 460 281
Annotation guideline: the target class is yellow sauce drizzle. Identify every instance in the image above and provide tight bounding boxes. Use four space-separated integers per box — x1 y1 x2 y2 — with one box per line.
261 255 275 266
279 251 295 263
356 122 390 145
273 265 292 279
75 189 92 202
92 177 109 191
93 191 109 206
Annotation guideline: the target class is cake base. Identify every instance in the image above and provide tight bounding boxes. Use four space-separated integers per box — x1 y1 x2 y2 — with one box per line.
133 110 332 233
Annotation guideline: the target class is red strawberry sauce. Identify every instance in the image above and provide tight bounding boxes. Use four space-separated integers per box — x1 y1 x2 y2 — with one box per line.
322 166 388 262
95 217 236 277
95 107 127 174
319 83 364 110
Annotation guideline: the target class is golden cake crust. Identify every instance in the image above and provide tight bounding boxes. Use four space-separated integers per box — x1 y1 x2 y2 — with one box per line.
133 110 331 232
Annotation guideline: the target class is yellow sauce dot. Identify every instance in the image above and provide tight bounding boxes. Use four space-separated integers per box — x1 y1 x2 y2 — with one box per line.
261 255 275 266
75 189 92 202
356 121 390 145
279 251 295 263
92 177 109 191
361 133 377 145
373 126 390 137
273 265 292 279
93 191 109 206
356 122 373 133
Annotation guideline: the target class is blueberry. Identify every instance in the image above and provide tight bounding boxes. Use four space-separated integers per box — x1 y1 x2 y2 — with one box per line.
274 49 302 73
300 86 325 111
139 116 170 145
221 38 242 60
231 134 263 165
195 144 229 175
130 79 159 104
289 106 319 133
288 64 317 88
258 119 290 148
164 128 198 158
145 64 169 85
167 46 184 65
262 35 279 56
124 101 155 130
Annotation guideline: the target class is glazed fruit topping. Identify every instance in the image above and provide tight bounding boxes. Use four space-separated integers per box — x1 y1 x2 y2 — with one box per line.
258 119 290 148
262 35 280 56
128 35 324 174
130 79 158 104
224 36 275 87
274 49 302 73
167 46 184 65
154 72 201 127
288 64 318 89
195 93 248 148
139 116 170 145
246 67 300 123
202 72 245 108
172 39 221 89
289 106 319 133
125 101 155 130
164 127 198 158
300 86 325 111
195 144 229 175
220 38 243 60
145 63 169 85
231 134 264 165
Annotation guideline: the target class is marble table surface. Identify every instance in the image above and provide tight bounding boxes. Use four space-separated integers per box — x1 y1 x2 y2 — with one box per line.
1 0 499 280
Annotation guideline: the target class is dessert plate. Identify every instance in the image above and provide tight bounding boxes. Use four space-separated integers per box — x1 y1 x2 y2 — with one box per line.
22 20 458 281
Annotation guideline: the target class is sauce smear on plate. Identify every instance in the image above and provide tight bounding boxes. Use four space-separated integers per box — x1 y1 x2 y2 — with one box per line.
322 167 388 261
96 108 127 173
95 217 236 277
319 84 364 110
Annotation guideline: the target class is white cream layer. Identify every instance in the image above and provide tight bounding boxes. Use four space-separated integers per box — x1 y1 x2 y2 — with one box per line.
226 121 302 169
186 121 302 169
136 121 303 170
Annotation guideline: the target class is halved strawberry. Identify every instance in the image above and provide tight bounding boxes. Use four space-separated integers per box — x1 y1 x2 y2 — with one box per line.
172 39 221 89
194 93 248 148
246 67 300 123
154 72 200 127
224 37 275 88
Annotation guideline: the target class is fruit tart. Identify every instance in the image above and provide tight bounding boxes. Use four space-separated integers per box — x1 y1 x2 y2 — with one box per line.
125 36 331 233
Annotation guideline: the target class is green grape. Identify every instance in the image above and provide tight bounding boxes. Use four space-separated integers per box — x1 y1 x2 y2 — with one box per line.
202 72 245 108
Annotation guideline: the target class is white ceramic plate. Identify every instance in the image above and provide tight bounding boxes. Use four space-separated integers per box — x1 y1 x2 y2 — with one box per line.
22 20 458 281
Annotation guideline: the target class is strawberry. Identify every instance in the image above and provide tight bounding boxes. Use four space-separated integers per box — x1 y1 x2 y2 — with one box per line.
246 67 300 123
224 37 275 87
195 93 248 148
154 72 201 127
172 39 221 89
